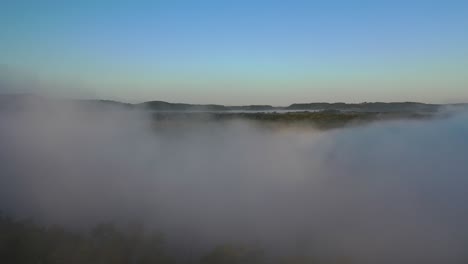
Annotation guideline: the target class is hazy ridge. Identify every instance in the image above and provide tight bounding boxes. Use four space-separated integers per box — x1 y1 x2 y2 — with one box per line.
2 93 468 112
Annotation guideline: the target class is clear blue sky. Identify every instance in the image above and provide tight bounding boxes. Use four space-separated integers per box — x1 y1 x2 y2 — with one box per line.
1 0 468 105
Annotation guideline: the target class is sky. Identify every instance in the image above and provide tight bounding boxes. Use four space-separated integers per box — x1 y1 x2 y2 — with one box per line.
1 0 468 105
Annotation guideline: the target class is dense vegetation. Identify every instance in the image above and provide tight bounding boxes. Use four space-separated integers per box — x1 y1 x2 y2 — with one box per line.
0 214 354 264
0 214 173 264
150 110 438 130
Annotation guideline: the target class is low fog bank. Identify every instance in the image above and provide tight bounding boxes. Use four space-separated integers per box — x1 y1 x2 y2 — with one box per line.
1 101 468 263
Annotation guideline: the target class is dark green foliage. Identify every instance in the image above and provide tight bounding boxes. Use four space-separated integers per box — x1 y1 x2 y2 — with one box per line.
0 214 358 264
150 110 435 131
0 215 173 264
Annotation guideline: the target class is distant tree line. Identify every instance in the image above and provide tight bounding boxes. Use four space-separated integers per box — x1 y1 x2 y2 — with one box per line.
150 111 434 130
